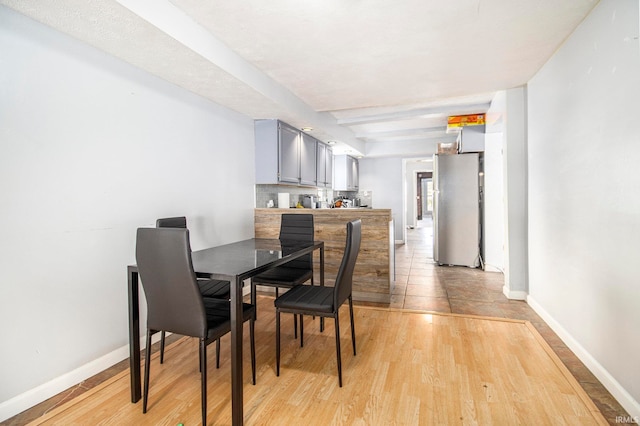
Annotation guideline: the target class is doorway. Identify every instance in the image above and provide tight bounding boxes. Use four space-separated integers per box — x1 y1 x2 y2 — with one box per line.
416 172 433 221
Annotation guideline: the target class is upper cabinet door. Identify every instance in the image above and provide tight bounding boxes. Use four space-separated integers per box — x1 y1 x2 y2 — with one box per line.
278 122 300 184
326 147 333 188
316 141 327 187
316 142 333 188
350 155 359 190
300 133 317 186
333 154 358 190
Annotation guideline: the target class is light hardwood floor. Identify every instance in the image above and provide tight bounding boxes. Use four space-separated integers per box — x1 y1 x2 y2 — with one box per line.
22 299 606 425
3 219 630 425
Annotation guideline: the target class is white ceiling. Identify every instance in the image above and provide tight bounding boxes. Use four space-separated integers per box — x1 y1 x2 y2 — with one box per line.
2 0 598 157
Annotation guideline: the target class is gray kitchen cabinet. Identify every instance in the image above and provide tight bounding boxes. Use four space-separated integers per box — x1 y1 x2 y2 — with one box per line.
256 119 298 184
327 148 334 188
333 154 359 191
351 155 359 190
316 141 333 188
278 122 301 184
300 132 318 186
255 119 320 186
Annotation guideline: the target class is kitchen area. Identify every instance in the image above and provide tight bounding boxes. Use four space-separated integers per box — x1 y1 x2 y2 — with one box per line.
254 119 395 303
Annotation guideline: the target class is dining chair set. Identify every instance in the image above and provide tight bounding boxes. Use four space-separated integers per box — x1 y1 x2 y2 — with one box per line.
135 214 362 425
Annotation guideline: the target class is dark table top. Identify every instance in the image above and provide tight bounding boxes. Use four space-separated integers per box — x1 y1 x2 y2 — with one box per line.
191 238 322 282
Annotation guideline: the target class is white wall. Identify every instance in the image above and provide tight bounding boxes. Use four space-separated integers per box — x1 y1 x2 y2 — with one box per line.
527 0 640 417
358 157 404 241
0 7 256 419
483 133 505 273
495 86 529 299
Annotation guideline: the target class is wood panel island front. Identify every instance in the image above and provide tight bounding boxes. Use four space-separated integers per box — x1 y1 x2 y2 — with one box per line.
254 208 394 303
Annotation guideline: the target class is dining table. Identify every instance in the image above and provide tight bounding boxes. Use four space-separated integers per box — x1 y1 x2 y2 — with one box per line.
128 237 324 425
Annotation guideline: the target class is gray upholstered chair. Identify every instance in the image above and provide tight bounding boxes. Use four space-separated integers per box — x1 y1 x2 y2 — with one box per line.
156 216 231 364
274 219 361 387
156 216 231 297
155 216 187 228
136 227 256 425
251 214 314 335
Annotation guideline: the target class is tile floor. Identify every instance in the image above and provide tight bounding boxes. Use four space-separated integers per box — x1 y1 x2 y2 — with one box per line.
2 219 632 425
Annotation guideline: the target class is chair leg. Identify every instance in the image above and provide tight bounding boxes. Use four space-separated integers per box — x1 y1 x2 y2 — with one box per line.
216 338 221 368
334 315 343 387
294 313 298 339
143 331 152 413
200 339 207 426
293 314 304 340
311 276 317 323
300 314 304 347
276 309 281 377
349 296 356 356
160 331 166 364
250 317 256 385
315 275 325 333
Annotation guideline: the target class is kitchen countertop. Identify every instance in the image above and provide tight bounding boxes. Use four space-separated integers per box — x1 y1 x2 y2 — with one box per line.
256 207 383 211
254 208 394 303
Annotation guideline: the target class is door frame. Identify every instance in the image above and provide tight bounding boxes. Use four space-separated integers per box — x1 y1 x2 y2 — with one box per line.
416 172 432 220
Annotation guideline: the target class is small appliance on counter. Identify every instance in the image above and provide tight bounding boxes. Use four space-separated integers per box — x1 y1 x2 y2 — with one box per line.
302 195 316 209
277 193 290 208
356 190 373 208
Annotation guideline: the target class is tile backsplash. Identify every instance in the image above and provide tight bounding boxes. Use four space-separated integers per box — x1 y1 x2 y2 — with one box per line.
256 184 359 208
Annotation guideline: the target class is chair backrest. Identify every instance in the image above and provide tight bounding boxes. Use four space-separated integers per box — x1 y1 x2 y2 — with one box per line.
334 220 362 307
279 214 314 270
156 216 187 228
136 228 207 338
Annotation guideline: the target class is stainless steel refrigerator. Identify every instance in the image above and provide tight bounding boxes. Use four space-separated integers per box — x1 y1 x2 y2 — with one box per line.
433 153 481 267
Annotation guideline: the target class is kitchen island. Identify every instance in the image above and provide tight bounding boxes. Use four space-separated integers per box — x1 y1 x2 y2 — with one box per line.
254 208 394 303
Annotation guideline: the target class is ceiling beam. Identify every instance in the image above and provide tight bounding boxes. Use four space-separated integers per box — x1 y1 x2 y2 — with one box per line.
114 0 365 153
365 136 456 158
337 103 491 126
357 126 448 139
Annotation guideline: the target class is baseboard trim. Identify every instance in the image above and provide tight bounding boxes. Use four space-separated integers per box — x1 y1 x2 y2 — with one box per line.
502 285 527 300
0 332 163 422
527 296 640 420
483 264 503 273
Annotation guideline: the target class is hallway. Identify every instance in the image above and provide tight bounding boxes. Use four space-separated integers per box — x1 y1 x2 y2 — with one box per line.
392 218 527 319
375 218 627 424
